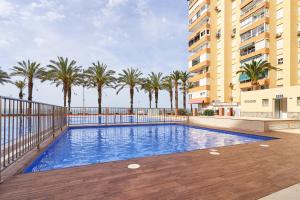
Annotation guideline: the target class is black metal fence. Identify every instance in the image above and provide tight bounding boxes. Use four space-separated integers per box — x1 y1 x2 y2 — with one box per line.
68 107 187 125
0 98 188 181
0 96 66 179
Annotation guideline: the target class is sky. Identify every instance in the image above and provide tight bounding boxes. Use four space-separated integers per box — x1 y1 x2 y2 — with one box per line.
0 0 189 108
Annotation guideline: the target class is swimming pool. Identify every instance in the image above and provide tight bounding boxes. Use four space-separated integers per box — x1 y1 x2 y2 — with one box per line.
24 124 274 173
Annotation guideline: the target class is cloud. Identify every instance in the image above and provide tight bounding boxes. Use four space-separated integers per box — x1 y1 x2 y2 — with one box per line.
34 37 47 47
0 0 189 107
0 0 15 18
36 11 65 22
107 0 128 8
135 0 149 16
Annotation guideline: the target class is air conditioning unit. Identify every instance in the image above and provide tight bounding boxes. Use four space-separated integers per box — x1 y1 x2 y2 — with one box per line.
275 33 282 38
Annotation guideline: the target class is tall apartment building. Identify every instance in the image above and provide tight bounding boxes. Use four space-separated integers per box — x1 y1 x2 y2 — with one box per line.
187 0 300 118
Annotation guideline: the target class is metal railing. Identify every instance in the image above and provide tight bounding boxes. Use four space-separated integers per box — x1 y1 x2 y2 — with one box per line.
0 96 66 179
0 99 188 181
67 107 188 126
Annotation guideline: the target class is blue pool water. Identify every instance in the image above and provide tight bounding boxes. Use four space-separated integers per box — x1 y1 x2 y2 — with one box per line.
24 124 274 173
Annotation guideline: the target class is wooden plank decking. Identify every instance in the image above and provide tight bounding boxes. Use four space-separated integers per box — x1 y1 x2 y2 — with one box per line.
1 128 300 200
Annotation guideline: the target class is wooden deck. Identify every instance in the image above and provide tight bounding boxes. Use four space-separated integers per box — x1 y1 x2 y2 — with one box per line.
1 127 300 200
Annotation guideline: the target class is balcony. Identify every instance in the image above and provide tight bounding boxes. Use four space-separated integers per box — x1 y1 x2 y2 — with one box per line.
240 0 269 19
189 12 210 32
189 48 210 62
189 72 210 82
240 32 269 47
189 60 210 73
189 85 210 93
189 35 210 52
189 24 210 40
240 17 269 35
240 48 269 61
189 97 210 104
240 78 270 90
189 0 210 19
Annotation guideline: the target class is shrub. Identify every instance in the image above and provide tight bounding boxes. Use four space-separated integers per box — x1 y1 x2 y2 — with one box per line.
203 109 215 116
178 109 188 116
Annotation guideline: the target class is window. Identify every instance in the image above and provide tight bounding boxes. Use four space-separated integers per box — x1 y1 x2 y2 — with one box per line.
276 9 283 19
262 99 269 107
277 39 283 49
277 58 283 65
297 97 300 106
276 24 283 34
240 24 266 42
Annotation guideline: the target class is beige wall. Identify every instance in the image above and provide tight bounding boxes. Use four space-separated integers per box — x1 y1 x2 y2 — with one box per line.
241 85 300 113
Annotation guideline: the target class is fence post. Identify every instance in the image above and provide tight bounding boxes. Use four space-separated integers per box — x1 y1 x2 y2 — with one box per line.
0 97 2 183
37 103 41 150
163 109 166 123
52 106 55 139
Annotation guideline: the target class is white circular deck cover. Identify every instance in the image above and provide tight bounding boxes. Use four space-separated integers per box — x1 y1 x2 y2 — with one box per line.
128 164 141 169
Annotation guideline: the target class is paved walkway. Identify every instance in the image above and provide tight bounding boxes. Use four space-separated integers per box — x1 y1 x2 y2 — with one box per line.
259 183 300 200
1 128 300 199
275 129 300 135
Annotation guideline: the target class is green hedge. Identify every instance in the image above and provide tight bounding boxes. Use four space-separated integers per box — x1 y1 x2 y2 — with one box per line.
203 109 215 116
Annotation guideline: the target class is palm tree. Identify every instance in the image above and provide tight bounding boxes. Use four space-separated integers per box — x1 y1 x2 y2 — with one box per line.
148 72 163 108
67 66 83 111
170 70 181 114
180 71 192 111
162 76 173 110
11 60 44 101
236 60 277 90
141 78 153 108
0 68 10 85
45 57 78 107
84 62 116 114
116 68 143 113
14 80 26 99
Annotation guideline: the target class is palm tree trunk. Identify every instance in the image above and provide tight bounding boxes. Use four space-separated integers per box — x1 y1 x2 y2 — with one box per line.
252 81 259 91
68 86 72 112
183 83 187 111
155 89 158 109
19 90 23 99
28 79 33 133
148 91 152 108
98 85 102 114
28 79 33 101
169 90 173 110
130 87 134 114
63 84 67 108
175 81 178 115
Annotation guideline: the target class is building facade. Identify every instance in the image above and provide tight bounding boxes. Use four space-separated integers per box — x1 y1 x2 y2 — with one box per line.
187 0 300 118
